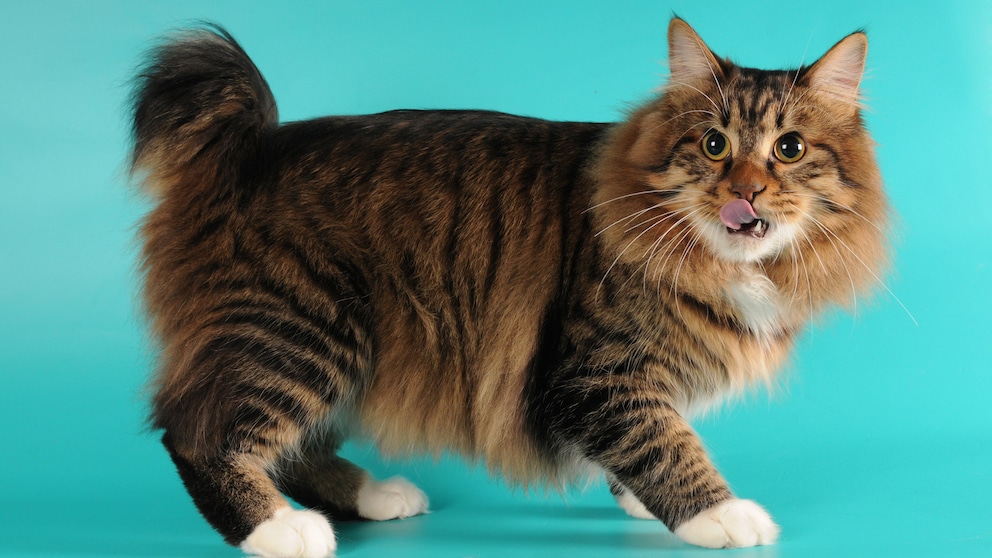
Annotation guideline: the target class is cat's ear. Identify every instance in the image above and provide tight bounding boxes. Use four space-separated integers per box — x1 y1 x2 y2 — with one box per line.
667 18 725 85
804 31 868 111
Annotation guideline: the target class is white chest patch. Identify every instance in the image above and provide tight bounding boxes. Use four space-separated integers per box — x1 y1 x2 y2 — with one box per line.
726 274 783 338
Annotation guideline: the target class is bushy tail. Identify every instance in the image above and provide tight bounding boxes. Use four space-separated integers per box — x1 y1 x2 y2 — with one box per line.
129 25 277 195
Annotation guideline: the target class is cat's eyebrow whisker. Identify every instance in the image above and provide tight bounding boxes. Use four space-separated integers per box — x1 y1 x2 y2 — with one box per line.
779 35 812 118
666 81 724 117
686 36 730 116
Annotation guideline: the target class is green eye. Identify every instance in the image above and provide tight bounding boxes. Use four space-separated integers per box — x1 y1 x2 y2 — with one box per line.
701 130 731 161
774 132 806 163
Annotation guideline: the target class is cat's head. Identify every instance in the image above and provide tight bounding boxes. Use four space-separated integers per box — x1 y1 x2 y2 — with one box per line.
594 18 888 309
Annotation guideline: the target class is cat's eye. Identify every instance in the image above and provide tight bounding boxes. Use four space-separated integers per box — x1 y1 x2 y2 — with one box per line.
774 132 806 163
701 130 731 161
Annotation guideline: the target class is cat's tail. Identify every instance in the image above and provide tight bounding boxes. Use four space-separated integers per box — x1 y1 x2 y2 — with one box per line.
129 24 277 196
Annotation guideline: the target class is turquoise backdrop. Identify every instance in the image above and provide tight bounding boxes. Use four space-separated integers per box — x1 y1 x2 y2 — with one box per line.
1 1 989 557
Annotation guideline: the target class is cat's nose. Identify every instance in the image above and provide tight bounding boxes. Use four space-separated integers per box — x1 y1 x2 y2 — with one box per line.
730 183 765 203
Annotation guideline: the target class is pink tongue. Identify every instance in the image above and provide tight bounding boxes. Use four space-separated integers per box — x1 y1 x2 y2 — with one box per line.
720 199 759 230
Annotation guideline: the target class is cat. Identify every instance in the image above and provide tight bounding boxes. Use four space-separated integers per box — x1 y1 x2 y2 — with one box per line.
129 17 888 557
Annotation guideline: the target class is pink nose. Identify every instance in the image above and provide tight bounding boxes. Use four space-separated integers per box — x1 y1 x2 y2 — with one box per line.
730 183 765 202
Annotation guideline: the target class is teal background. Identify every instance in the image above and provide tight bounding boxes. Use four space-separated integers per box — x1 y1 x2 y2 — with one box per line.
1 1 989 557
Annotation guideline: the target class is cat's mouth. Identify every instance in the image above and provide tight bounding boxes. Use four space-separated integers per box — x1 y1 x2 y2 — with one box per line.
720 199 767 239
728 218 767 239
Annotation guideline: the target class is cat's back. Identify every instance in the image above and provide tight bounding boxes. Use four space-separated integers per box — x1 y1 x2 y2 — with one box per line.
270 109 610 203
263 109 612 294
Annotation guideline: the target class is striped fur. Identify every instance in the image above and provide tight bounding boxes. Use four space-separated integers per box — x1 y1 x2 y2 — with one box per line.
130 19 888 552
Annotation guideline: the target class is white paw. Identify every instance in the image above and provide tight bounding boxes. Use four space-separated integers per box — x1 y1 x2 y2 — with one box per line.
674 499 779 549
356 476 429 521
241 507 336 558
613 486 657 520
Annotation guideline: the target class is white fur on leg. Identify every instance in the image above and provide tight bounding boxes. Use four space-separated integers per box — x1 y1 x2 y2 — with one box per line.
613 486 657 520
674 499 779 549
356 476 429 521
240 507 336 558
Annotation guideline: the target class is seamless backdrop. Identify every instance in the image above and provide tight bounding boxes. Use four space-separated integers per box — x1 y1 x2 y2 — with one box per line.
1 1 990 557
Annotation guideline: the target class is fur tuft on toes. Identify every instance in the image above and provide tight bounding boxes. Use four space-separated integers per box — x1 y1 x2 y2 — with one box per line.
240 507 337 558
613 487 657 520
674 499 779 549
356 476 429 521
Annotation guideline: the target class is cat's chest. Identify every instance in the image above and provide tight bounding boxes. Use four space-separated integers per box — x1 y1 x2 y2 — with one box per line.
724 273 785 339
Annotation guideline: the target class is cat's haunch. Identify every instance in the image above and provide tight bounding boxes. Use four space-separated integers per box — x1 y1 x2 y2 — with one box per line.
130 18 887 556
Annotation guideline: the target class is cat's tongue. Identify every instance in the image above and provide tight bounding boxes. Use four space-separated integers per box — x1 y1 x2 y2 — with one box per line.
720 199 759 230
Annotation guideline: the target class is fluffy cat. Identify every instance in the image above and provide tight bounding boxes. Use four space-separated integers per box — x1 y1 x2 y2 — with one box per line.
130 18 887 557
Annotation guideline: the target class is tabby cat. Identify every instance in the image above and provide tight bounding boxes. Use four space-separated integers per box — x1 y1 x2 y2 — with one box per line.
130 18 887 557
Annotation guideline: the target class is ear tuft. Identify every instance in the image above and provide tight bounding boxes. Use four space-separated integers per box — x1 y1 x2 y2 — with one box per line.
805 32 868 109
667 18 724 85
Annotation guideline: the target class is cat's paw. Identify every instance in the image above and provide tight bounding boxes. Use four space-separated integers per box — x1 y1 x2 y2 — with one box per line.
240 507 336 558
674 499 779 549
613 487 657 520
356 476 429 521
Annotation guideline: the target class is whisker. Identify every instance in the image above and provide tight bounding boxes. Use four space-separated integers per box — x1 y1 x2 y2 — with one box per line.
800 209 918 326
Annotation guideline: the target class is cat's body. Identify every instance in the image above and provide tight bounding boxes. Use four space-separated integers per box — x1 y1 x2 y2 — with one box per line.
131 19 887 556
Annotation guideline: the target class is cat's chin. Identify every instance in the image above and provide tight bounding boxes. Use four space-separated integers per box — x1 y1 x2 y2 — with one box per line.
701 220 796 264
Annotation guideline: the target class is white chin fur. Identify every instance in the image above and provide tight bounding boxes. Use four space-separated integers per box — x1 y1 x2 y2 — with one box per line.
241 507 337 558
356 476 430 521
674 499 780 549
700 219 797 263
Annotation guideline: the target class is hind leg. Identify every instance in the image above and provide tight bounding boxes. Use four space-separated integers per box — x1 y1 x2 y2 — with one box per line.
276 434 429 522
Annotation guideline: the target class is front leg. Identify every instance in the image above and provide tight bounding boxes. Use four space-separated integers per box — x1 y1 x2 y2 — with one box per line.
542 375 779 549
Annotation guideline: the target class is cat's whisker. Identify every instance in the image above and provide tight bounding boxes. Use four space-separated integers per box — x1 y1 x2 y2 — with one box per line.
665 81 724 117
786 192 886 233
595 202 668 237
790 229 817 324
634 204 709 291
600 204 703 298
586 190 669 213
802 211 918 326
796 210 861 320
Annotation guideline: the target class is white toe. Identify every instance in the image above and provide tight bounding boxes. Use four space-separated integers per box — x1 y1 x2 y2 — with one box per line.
614 487 657 520
674 499 779 549
356 476 429 521
241 507 336 558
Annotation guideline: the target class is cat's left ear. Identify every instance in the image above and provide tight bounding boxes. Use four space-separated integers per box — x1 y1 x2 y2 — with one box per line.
804 31 868 111
667 18 726 85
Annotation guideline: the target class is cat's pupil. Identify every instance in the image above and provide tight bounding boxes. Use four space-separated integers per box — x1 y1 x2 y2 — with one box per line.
777 134 804 161
704 132 728 158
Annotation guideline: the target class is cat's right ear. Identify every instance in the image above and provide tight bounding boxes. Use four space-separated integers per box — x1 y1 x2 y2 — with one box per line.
667 18 725 85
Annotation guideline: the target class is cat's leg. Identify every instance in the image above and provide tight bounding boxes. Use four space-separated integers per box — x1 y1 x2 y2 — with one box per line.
163 433 337 558
607 475 656 520
541 376 778 549
276 436 429 522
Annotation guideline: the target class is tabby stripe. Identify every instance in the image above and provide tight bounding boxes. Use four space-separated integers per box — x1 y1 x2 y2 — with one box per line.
810 142 860 188
192 332 340 402
208 295 363 374
215 310 358 381
250 384 319 426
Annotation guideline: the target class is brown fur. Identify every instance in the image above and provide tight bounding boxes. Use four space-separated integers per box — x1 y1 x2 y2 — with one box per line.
131 19 888 549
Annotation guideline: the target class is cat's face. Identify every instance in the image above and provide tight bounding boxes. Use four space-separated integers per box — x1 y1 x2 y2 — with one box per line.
595 20 886 277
